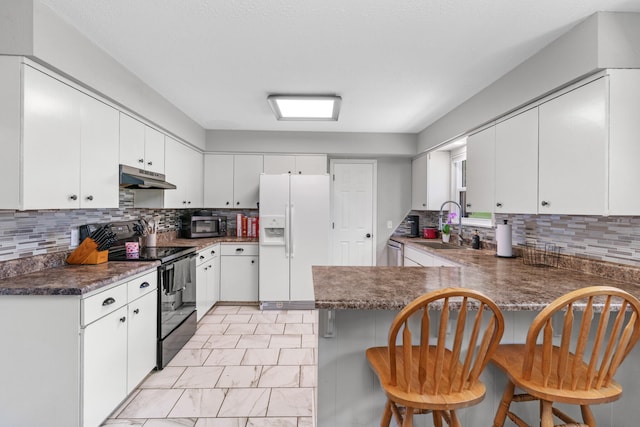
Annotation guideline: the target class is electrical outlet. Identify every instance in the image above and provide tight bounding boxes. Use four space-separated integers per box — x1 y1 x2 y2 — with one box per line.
387 220 393 229
70 228 79 247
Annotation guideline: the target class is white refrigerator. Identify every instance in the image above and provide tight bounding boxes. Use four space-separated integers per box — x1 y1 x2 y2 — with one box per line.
259 174 330 309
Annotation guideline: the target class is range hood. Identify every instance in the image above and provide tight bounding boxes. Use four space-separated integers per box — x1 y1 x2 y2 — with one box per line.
119 164 177 190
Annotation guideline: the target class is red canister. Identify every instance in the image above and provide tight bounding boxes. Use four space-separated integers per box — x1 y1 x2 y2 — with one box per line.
423 228 437 239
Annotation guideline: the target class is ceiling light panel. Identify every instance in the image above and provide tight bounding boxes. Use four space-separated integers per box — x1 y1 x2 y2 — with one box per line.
268 95 341 121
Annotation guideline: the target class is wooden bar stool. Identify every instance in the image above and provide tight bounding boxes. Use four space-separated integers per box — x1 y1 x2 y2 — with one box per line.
366 288 505 427
490 286 640 427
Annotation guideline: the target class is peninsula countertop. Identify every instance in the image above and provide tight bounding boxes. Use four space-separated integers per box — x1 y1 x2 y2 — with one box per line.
313 239 640 311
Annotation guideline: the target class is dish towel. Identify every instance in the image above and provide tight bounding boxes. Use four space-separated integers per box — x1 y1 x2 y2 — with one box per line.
169 257 192 294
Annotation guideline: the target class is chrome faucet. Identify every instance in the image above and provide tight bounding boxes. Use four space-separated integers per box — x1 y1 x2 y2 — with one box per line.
439 200 463 246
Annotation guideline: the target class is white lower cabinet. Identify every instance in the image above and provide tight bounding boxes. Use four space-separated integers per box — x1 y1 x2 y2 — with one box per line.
0 268 157 427
220 243 259 302
403 246 459 267
196 244 221 320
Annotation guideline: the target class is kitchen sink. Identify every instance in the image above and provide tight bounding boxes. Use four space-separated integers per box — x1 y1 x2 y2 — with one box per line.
413 241 461 250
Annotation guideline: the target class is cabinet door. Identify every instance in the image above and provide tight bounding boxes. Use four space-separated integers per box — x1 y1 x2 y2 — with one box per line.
411 155 428 210
195 262 209 321
127 290 157 393
466 126 495 214
264 155 296 174
494 108 538 214
233 155 263 208
295 155 327 174
79 94 119 208
426 151 451 210
204 154 235 207
23 66 81 209
144 126 165 174
83 306 127 427
538 78 607 215
220 256 259 301
185 144 204 208
119 113 146 169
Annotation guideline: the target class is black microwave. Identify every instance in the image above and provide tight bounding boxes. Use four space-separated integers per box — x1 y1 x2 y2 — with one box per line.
181 212 227 238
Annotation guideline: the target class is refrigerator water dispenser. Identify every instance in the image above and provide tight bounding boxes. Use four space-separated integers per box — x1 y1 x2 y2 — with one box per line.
261 215 286 245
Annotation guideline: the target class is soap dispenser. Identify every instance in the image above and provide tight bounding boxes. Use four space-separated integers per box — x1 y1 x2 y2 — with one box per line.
472 229 481 249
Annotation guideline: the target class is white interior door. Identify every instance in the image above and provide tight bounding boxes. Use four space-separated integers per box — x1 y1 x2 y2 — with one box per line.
330 160 376 266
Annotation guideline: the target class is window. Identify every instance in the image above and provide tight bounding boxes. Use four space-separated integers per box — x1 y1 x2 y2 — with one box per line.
450 144 494 228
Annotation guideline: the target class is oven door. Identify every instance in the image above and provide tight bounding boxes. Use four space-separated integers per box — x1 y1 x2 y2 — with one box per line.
158 254 197 340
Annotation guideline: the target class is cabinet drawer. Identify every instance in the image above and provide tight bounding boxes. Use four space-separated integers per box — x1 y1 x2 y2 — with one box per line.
127 270 157 302
221 243 258 256
196 244 220 266
404 246 433 267
82 283 128 326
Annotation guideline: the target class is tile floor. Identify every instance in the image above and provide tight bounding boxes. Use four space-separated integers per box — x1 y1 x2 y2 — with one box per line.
103 305 318 427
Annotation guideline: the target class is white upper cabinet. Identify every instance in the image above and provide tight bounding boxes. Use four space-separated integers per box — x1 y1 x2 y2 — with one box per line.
5 63 119 210
204 154 235 208
608 69 640 215
538 77 607 215
164 137 203 208
412 152 450 211
119 113 165 174
233 155 263 208
264 154 327 174
466 126 495 214
204 154 263 209
494 107 539 214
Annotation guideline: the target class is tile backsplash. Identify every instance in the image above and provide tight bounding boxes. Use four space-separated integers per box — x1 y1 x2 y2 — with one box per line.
0 190 257 262
397 211 640 268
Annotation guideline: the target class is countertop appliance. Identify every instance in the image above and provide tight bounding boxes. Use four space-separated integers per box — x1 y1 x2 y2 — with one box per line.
80 220 197 369
181 211 227 238
387 239 403 266
258 174 330 309
407 215 420 237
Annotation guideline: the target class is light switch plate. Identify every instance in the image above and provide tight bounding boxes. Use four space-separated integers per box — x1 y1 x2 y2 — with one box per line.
70 228 79 247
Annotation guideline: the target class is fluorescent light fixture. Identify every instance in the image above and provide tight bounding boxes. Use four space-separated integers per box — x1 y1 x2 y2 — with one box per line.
268 95 341 121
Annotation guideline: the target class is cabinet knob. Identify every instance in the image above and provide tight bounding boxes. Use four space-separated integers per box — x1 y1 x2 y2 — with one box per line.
298 171 302 174
183 201 187 205
102 297 116 306
366 233 372 238
496 202 502 208
541 200 550 207
138 158 144 163
199 255 205 260
119 316 127 323
226 201 230 206
133 308 140 314
204 267 208 271
147 161 153 166
188 201 191 205
236 201 240 205
211 250 216 255
86 195 94 201
422 203 426 207
251 260 255 264
208 264 212 268
140 282 150 289
236 248 245 252
69 194 78 201
466 203 471 208
288 171 292 174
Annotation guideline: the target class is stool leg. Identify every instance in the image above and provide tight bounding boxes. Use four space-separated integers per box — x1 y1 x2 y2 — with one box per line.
403 407 414 427
493 380 515 427
540 400 553 427
433 410 443 427
450 410 461 427
381 399 392 427
580 405 596 427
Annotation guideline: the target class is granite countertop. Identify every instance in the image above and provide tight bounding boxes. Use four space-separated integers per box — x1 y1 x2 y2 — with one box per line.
313 237 640 311
0 236 257 297
0 261 160 296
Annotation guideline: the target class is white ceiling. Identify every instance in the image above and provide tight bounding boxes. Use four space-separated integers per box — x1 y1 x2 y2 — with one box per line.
40 0 640 134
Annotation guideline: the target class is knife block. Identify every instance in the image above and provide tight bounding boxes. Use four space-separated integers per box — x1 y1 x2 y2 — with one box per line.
67 238 109 265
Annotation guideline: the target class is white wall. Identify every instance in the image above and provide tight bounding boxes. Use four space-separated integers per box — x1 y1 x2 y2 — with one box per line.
0 0 206 149
207 130 417 157
376 158 412 265
417 11 640 152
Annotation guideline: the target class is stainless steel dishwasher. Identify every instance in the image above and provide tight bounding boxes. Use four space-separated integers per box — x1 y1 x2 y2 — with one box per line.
387 239 403 266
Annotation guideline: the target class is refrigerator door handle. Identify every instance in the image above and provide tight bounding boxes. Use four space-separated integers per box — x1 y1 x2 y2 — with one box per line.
284 204 290 258
290 203 295 258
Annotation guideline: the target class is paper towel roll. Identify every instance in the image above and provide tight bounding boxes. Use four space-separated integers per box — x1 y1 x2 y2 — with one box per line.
496 221 513 257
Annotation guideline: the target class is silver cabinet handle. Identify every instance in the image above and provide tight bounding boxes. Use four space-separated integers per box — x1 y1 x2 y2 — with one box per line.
102 297 116 306
236 248 244 253
139 282 150 289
